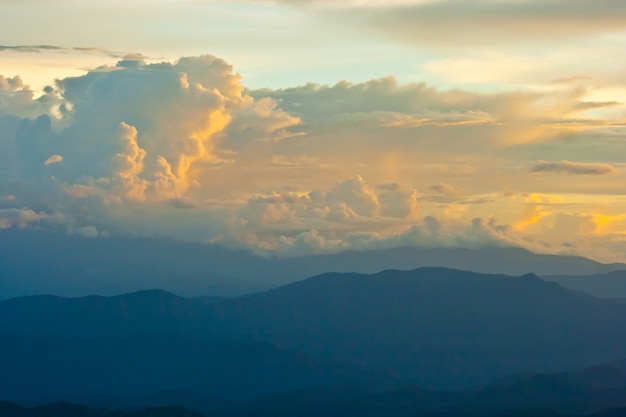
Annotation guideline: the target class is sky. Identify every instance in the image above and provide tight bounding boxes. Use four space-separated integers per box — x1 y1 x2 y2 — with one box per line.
1 0 626 262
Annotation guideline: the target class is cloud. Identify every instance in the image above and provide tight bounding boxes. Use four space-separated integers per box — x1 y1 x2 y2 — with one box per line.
0 45 64 53
44 155 63 165
529 161 619 176
0 208 46 229
550 76 595 85
269 155 327 168
251 76 591 132
237 175 420 229
430 183 464 199
573 101 621 112
2 53 626 263
68 225 100 238
315 0 626 46
1 55 300 202
0 44 132 58
0 75 62 119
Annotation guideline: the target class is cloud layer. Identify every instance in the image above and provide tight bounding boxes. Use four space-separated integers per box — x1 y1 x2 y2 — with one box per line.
1 54 626 262
284 0 626 44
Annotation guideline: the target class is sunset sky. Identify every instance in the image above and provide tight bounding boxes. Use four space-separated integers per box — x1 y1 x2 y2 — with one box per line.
1 0 626 262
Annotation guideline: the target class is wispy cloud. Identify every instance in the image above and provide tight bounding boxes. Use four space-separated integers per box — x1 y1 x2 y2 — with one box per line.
0 44 133 58
529 161 619 176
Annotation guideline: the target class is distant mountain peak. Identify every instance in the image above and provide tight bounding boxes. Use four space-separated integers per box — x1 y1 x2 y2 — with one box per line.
520 273 541 280
114 289 180 299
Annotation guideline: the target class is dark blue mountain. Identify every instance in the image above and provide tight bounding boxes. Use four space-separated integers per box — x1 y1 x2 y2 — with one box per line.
0 333 395 403
3 268 626 390
202 268 626 388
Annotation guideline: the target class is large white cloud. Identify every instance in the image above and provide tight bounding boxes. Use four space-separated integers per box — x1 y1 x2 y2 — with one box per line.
2 55 300 201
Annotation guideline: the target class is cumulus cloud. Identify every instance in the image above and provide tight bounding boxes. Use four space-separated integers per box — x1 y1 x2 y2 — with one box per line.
1 53 625 263
0 75 62 119
529 161 619 176
1 55 300 202
238 175 420 229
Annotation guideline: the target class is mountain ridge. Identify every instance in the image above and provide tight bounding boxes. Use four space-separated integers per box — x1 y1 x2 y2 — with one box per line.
4 267 626 390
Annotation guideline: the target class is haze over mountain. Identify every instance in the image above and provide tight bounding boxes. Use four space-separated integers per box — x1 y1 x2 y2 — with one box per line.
545 271 626 299
2 230 624 299
4 267 626 391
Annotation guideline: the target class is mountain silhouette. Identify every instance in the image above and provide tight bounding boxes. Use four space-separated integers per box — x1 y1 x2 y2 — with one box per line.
3 268 626 390
0 333 395 403
202 268 626 388
3 362 626 416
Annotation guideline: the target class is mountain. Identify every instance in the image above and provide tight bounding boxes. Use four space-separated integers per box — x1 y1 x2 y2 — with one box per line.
3 361 626 416
231 367 626 416
2 229 624 299
6 364 626 417
3 268 626 390
0 333 396 403
544 271 626 299
200 268 626 389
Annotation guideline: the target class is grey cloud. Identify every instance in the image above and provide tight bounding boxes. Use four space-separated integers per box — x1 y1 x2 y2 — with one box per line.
335 0 626 46
0 44 133 58
573 101 621 111
253 0 626 45
0 45 63 53
530 160 619 176
251 76 579 127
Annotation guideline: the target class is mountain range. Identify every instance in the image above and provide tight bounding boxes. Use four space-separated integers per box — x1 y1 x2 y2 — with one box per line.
2 229 626 299
3 267 626 395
